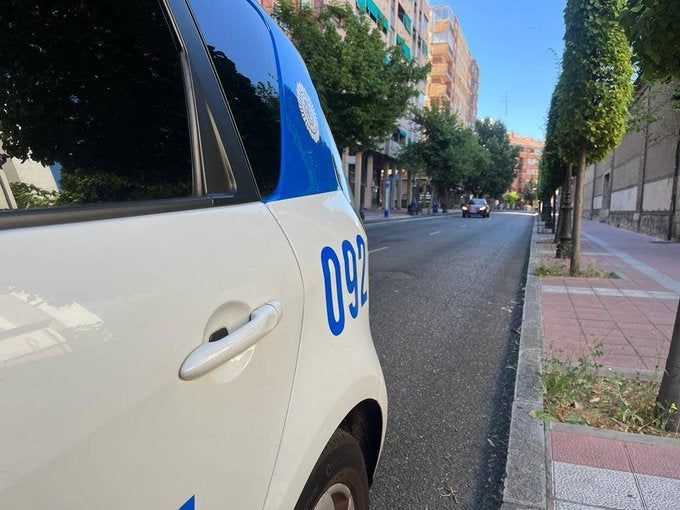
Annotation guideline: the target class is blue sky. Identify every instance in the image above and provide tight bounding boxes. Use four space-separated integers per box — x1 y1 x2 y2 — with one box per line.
439 0 566 141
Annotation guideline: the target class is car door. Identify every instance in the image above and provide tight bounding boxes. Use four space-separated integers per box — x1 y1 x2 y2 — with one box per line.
0 1 303 509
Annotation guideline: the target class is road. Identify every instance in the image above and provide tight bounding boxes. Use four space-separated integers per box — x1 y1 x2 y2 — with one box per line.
366 211 534 509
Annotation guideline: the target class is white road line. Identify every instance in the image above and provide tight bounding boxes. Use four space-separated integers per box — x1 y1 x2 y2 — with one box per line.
369 246 389 254
461 225 468 229
429 231 441 236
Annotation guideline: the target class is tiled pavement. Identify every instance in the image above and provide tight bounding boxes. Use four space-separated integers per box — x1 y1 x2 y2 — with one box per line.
538 222 679 374
536 219 680 509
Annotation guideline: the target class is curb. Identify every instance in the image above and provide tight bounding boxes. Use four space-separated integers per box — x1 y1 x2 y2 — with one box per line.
502 219 548 509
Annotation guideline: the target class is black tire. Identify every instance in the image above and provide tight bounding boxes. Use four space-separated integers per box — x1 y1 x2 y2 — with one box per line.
295 429 369 510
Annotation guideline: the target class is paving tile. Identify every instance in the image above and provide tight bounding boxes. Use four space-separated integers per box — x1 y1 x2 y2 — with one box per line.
600 354 646 370
636 474 680 510
626 442 680 480
602 344 640 357
643 357 666 370
554 502 607 510
552 462 642 509
635 345 669 358
551 431 630 471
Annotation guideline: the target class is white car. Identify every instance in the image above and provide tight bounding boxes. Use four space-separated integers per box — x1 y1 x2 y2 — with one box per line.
0 1 387 509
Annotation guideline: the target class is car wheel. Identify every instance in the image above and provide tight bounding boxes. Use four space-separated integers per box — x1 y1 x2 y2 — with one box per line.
295 429 369 510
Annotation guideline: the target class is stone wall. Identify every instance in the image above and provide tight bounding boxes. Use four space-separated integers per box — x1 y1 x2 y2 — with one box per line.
584 82 680 240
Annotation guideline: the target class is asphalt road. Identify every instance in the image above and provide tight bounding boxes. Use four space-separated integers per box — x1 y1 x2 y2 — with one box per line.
366 211 534 509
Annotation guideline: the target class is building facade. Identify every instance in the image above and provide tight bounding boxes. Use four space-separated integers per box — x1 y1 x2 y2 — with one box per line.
426 5 478 128
583 82 680 241
508 132 543 196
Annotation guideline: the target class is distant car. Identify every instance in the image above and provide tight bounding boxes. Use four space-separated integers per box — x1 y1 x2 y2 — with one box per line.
462 198 491 218
0 1 386 509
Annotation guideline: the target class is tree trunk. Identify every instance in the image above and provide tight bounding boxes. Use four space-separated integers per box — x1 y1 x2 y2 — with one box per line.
570 149 587 276
667 131 679 241
657 299 680 432
557 164 573 258
554 188 563 241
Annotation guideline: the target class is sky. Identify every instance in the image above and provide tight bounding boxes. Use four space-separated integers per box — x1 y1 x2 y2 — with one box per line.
439 0 566 141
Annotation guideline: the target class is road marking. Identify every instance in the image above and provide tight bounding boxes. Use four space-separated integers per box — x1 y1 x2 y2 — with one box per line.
461 225 468 229
429 231 441 236
369 246 389 254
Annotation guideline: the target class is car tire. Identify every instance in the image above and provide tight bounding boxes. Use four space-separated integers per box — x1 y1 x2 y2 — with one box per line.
295 429 370 510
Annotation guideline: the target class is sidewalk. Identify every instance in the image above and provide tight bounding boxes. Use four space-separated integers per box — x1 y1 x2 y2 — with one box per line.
361 206 460 224
503 219 680 510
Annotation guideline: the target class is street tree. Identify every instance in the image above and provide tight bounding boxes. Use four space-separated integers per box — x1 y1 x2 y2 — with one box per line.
621 0 680 83
273 1 429 152
621 0 680 431
556 0 633 275
399 103 489 202
467 118 519 199
539 82 573 248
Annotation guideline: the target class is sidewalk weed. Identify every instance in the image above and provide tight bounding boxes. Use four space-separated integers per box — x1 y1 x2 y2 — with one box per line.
534 343 680 437
534 258 612 278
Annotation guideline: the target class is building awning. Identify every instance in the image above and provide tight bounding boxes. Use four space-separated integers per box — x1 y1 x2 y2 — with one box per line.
367 0 384 23
398 128 407 137
357 0 367 9
396 34 404 45
403 13 412 32
401 42 411 60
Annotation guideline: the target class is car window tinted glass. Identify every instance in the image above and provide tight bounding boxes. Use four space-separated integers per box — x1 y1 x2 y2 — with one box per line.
189 0 281 197
469 199 486 205
0 1 192 210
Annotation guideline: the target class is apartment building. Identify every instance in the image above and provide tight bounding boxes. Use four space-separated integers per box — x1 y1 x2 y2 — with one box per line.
508 132 544 196
258 0 432 212
426 5 478 128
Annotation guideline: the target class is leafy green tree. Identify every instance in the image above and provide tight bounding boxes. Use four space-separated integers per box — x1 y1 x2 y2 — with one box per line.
502 191 520 209
274 1 429 152
621 0 680 83
556 0 633 275
467 118 519 198
398 103 489 195
523 178 537 204
621 0 680 432
539 82 573 246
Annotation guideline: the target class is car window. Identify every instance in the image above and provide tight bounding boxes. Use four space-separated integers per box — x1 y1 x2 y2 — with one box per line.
0 1 192 210
189 0 281 198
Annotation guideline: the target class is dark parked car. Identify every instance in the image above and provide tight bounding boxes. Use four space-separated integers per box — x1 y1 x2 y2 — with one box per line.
462 198 491 218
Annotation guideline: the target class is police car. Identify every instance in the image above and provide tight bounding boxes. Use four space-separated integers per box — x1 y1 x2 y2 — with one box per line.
0 1 387 509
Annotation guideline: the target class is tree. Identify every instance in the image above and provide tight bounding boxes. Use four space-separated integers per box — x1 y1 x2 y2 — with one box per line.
539 82 573 248
523 178 537 205
398 103 489 196
0 2 192 203
467 118 519 198
502 191 520 209
621 0 680 83
273 1 429 152
621 0 680 432
556 0 633 275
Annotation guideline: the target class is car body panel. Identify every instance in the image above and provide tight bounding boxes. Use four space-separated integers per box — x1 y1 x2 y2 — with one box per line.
264 191 387 509
0 205 304 509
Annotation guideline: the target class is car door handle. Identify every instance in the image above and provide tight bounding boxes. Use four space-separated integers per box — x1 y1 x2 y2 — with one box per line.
179 301 282 381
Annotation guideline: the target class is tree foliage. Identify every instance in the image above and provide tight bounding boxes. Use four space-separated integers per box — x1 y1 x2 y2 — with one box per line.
467 118 519 197
556 0 634 164
398 103 489 189
0 1 192 203
621 0 680 82
557 0 633 275
538 84 567 201
273 1 429 151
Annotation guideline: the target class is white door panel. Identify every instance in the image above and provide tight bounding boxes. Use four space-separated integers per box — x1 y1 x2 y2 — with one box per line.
264 192 387 509
0 203 303 509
